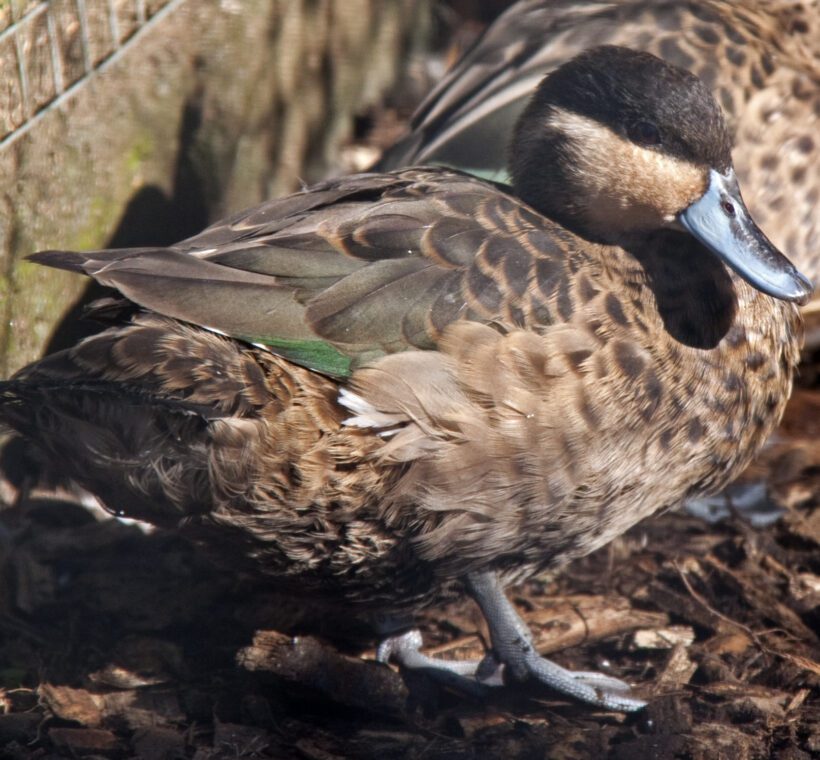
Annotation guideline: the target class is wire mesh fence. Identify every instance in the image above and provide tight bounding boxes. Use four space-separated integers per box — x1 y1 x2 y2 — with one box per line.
0 0 183 150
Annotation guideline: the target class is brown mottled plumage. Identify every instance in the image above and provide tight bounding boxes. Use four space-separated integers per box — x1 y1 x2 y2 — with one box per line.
0 46 810 710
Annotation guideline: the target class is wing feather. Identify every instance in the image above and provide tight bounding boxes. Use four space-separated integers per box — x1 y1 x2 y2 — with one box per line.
31 168 580 376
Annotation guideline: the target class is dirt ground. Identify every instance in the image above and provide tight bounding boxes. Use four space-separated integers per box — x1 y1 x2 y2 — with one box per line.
1 5 819 759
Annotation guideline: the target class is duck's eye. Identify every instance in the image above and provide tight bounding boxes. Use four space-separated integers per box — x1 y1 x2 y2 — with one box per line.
628 121 662 146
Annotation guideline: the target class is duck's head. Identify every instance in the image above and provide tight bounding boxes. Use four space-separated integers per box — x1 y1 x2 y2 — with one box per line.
510 45 812 304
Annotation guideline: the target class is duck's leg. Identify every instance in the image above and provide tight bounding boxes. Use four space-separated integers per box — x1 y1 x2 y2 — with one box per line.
465 571 647 711
377 573 646 711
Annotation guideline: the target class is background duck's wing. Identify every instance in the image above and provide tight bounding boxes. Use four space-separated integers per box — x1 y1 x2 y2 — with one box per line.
376 0 602 178
33 169 580 378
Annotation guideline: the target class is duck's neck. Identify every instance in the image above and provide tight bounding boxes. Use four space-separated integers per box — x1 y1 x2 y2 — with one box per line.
617 229 740 350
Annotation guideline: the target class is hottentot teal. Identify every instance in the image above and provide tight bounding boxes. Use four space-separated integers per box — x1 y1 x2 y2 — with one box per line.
0 46 811 711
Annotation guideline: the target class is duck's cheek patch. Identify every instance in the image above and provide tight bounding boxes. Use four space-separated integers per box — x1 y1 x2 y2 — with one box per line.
634 149 708 218
593 139 707 225
547 108 708 233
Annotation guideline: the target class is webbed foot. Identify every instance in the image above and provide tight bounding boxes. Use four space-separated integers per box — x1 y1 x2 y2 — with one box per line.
466 571 647 712
377 574 647 712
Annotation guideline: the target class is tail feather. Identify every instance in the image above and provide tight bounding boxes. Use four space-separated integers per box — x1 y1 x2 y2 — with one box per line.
0 377 212 429
0 379 31 425
29 247 168 274
0 376 214 526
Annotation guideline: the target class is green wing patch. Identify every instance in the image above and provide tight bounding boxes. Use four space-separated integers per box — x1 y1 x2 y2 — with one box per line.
243 335 354 378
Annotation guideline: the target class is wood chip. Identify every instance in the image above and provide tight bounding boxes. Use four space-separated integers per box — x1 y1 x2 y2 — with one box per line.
654 643 697 691
780 653 820 678
632 625 695 650
99 687 186 729
0 712 43 745
785 688 811 713
703 556 819 645
88 663 170 689
237 631 410 717
131 727 186 760
702 632 754 656
39 683 103 727
427 594 669 660
49 727 121 755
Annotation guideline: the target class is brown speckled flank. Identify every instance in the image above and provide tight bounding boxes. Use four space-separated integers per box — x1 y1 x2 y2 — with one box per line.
0 47 806 616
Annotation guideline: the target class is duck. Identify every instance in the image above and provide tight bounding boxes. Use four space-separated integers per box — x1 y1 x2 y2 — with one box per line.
0 46 811 712
378 0 820 315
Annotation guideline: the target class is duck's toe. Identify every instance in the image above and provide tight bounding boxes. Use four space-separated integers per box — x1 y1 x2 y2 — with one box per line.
376 627 646 710
518 653 647 712
377 629 493 697
466 570 647 712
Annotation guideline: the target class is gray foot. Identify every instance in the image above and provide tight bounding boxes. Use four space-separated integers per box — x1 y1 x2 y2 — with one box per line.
465 571 647 712
377 575 646 712
377 629 502 697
